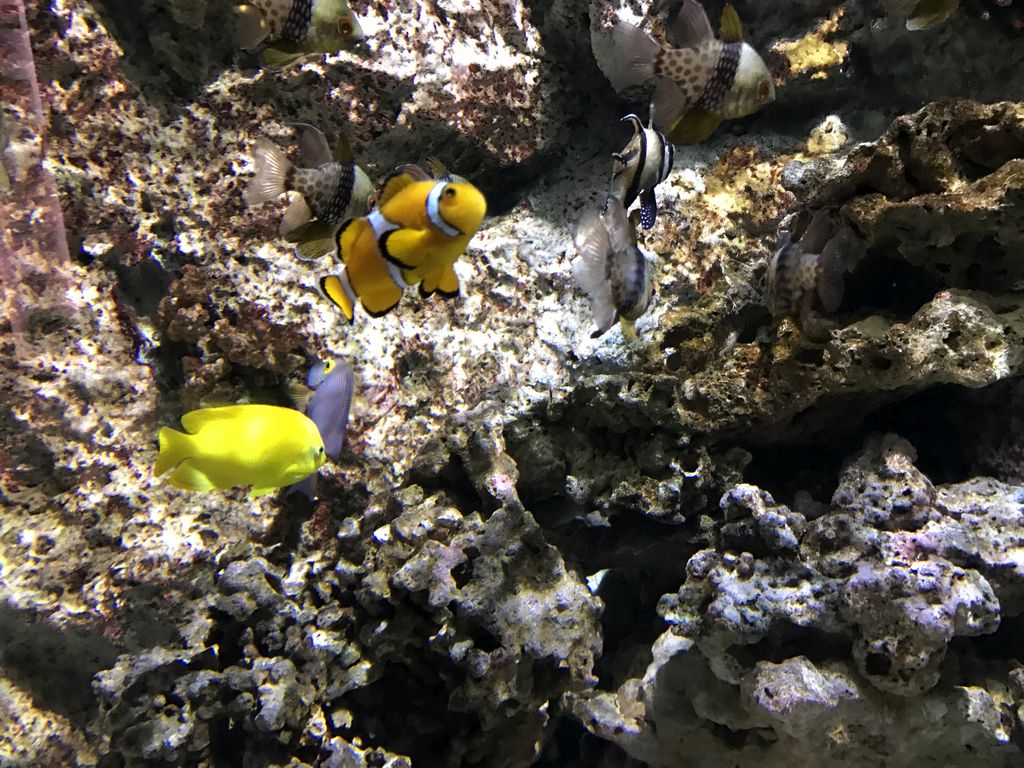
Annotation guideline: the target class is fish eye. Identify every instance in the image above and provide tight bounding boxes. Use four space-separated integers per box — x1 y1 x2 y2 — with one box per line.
323 360 335 373
319 446 324 454
444 187 456 198
338 18 352 35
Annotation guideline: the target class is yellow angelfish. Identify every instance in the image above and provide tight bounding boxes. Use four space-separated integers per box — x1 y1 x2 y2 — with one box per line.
319 163 487 322
154 405 326 498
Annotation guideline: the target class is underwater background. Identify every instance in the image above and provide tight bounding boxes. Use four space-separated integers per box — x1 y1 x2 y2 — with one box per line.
2 0 1024 765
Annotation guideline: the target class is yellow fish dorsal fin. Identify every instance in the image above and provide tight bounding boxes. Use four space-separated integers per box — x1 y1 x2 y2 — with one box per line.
666 107 722 145
377 171 420 207
180 406 242 435
720 3 743 43
333 133 354 163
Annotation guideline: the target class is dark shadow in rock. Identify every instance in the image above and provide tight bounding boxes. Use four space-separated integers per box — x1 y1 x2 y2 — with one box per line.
841 250 944 321
0 603 119 728
0 402 77 499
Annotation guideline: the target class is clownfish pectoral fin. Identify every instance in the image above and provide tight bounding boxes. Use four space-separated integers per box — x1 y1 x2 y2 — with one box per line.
719 3 743 43
419 265 460 299
379 228 429 270
639 188 657 230
666 107 722 145
319 274 357 323
168 459 217 492
378 170 421 206
294 220 336 261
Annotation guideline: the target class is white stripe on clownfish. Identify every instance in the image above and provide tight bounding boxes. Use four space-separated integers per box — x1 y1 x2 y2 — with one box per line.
367 208 398 238
385 260 410 289
426 182 461 238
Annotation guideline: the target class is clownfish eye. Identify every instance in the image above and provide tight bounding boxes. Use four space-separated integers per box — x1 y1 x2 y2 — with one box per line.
758 79 771 101
444 187 456 198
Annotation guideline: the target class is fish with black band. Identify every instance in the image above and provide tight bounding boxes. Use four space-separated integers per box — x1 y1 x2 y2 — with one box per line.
610 113 675 229
245 123 375 261
607 0 775 145
319 162 487 322
235 0 364 67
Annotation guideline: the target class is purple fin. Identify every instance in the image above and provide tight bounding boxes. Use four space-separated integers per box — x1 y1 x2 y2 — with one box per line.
285 474 318 500
306 361 355 460
639 188 657 229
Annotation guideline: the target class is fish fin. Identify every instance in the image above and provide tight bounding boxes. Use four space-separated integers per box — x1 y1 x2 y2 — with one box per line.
319 274 357 323
179 407 240 435
335 217 367 264
651 77 689 133
280 194 314 239
245 140 291 206
816 230 855 313
378 170 419 206
720 3 743 43
379 228 428 270
359 280 404 318
259 46 307 69
285 474 318 500
291 123 333 167
288 381 314 411
573 211 618 336
168 459 217 492
667 0 714 47
618 317 639 341
334 134 355 164
608 22 660 90
394 164 432 182
424 156 449 179
155 427 194 477
602 196 633 254
234 3 269 51
294 220 336 261
666 107 722 145
800 209 833 253
906 0 960 29
639 188 657 230
419 265 460 298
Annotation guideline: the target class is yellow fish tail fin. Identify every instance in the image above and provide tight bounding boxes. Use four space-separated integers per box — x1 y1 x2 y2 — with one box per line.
155 427 195 477
419 265 460 298
320 274 357 323
169 459 217 492
380 228 428 269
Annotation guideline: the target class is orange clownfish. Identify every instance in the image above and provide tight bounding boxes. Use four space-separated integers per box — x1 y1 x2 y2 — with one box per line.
319 164 487 322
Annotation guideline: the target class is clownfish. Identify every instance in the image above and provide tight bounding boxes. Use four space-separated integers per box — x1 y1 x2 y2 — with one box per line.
319 164 487 322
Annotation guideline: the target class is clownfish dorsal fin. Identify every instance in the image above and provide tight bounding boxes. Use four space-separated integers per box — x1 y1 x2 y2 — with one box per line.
378 168 426 207
720 3 743 43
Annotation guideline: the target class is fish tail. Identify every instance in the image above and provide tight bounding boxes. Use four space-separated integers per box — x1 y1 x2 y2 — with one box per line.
245 139 292 206
608 22 660 90
155 426 194 477
234 3 269 51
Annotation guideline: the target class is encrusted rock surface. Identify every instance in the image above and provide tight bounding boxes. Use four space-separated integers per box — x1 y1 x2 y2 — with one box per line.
2 0 1024 765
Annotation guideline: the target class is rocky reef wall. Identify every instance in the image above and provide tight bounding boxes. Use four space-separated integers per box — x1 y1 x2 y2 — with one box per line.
2 0 1024 765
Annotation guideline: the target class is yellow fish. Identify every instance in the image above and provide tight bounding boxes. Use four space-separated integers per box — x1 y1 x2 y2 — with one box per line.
319 164 487 322
154 404 326 498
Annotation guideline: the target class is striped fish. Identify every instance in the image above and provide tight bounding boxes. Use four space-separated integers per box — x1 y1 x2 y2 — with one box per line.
245 124 375 261
607 0 775 145
610 114 675 230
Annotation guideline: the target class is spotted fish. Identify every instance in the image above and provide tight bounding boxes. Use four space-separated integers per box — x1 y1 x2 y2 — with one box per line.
573 196 654 338
882 0 961 30
610 113 675 229
245 123 375 260
608 0 775 144
235 0 363 67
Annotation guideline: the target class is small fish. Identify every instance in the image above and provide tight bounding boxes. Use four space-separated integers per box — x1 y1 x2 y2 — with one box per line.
573 196 654 338
882 0 961 30
319 163 487 322
610 114 675 229
155 404 326 498
766 223 853 341
287 359 355 499
609 0 775 145
235 0 363 67
245 123 375 261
